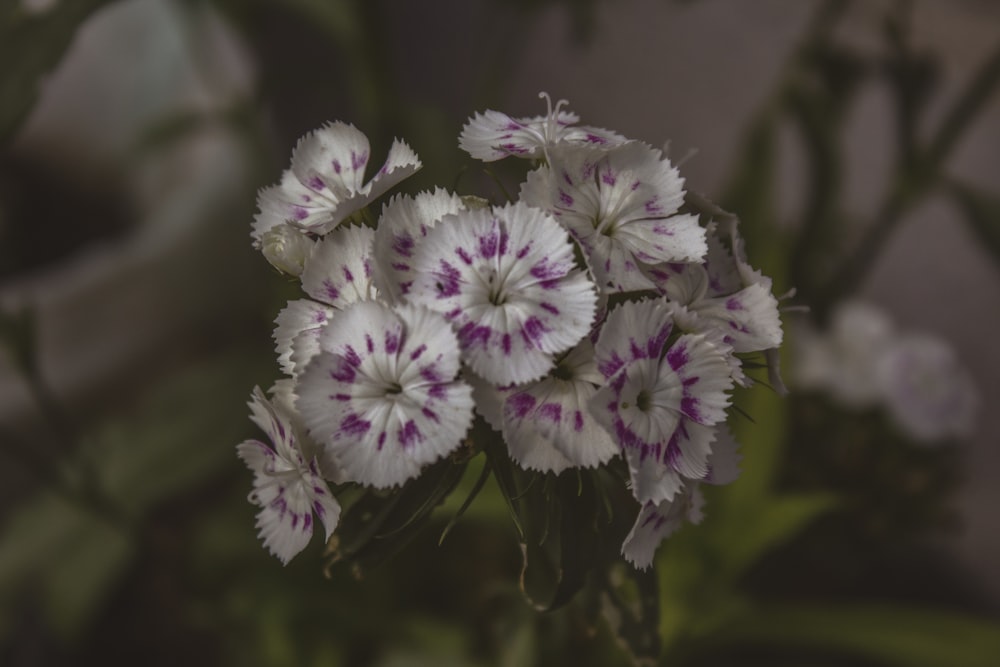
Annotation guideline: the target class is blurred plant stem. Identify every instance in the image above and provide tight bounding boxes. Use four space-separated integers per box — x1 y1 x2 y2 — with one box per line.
818 41 1000 315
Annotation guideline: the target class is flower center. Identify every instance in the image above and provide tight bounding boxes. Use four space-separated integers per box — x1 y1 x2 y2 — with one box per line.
635 389 652 412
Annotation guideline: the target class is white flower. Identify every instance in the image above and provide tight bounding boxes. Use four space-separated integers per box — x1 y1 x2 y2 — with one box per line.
371 188 467 304
252 122 420 239
877 333 978 442
236 387 341 565
622 429 741 569
591 300 734 505
273 225 378 376
621 486 705 570
501 340 618 473
521 141 706 293
647 223 783 355
296 301 475 488
793 301 894 408
407 201 598 385
459 92 625 162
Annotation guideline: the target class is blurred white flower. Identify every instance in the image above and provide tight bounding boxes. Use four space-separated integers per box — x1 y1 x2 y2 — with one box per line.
794 300 894 408
877 333 978 443
794 300 978 443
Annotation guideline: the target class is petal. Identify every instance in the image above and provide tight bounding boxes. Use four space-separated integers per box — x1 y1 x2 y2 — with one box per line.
372 188 466 303
503 372 618 472
274 299 334 376
593 299 674 380
664 334 734 425
244 386 297 461
621 486 704 570
691 282 783 353
704 427 742 486
459 109 547 161
291 121 371 197
363 138 422 202
300 225 378 308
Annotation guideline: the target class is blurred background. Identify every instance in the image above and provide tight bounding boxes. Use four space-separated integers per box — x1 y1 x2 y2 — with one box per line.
1 0 998 665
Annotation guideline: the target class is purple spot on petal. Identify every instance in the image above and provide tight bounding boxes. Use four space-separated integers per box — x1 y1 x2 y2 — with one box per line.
502 333 512 356
308 176 325 190
680 396 701 422
521 316 546 348
539 402 562 422
293 206 309 221
516 243 532 259
322 279 340 302
435 260 462 297
479 231 499 259
343 266 354 282
540 302 560 316
456 247 473 265
666 344 689 371
422 406 439 423
530 258 564 281
574 410 584 432
365 333 375 354
340 413 371 436
726 296 744 311
410 344 426 360
385 330 401 354
399 420 422 448
458 321 492 349
393 233 415 258
508 393 537 418
329 357 356 383
350 150 368 171
377 431 387 450
332 159 342 174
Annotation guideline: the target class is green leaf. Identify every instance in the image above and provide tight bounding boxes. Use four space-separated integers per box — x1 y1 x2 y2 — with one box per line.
718 603 1000 667
91 347 271 516
438 455 493 545
333 455 469 574
707 492 838 584
518 471 605 612
0 493 133 640
949 180 1000 268
0 303 37 378
0 0 117 143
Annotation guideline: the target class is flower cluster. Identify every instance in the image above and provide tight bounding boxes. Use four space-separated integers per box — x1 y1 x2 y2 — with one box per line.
794 300 978 443
238 94 784 569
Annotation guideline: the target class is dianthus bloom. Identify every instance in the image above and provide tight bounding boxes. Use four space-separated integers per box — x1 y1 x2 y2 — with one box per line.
253 121 420 241
521 141 706 292
296 301 475 488
237 387 341 565
459 92 625 162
